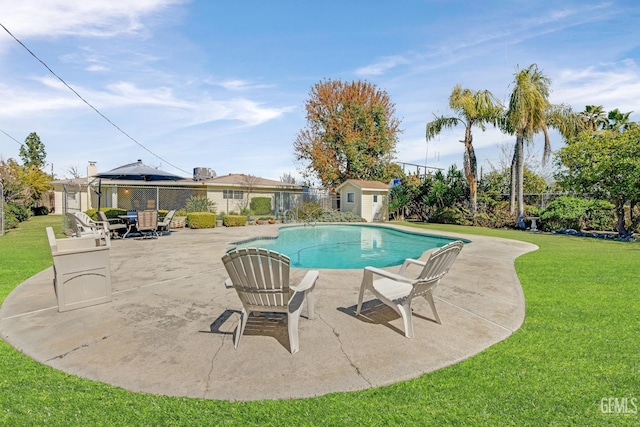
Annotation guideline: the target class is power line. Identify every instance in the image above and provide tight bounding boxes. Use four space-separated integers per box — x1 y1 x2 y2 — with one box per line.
0 128 23 146
0 21 190 176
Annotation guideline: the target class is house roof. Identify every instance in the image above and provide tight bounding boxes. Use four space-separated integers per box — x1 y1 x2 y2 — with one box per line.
336 179 390 191
202 173 300 189
52 173 302 191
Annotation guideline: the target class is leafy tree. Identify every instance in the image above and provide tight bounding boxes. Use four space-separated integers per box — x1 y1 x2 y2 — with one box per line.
480 167 547 199
0 158 26 204
0 158 35 226
19 132 46 169
294 79 401 189
424 165 467 210
556 128 640 237
503 64 583 220
389 184 410 220
280 172 297 184
426 85 502 215
21 165 52 208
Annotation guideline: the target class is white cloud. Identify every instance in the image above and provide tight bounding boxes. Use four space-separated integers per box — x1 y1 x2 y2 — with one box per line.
355 55 410 76
552 60 640 117
217 79 273 91
0 0 186 42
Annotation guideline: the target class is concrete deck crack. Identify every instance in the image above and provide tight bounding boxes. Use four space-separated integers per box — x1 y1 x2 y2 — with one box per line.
46 335 112 362
317 312 373 387
204 318 235 398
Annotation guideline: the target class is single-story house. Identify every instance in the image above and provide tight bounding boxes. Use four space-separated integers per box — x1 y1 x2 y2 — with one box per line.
336 179 389 222
51 162 305 216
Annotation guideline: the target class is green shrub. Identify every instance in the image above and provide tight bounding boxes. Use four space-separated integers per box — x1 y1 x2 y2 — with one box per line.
31 206 49 216
315 210 366 222
2 203 22 229
223 215 247 227
583 200 616 231
186 212 216 229
185 195 216 213
103 208 127 218
294 202 323 221
6 202 30 224
539 197 615 232
473 204 517 229
250 197 272 215
429 206 471 225
85 208 128 220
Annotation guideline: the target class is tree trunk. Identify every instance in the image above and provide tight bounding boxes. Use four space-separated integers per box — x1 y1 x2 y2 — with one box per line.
516 135 525 219
509 146 517 214
616 197 627 237
464 127 477 216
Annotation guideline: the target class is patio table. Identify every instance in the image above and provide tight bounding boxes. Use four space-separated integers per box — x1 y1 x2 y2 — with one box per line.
118 214 138 238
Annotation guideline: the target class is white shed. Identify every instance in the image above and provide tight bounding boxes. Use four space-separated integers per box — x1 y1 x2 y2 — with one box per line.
336 179 390 222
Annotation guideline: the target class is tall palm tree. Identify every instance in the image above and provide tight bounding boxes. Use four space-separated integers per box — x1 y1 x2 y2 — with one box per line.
426 85 503 215
504 64 583 219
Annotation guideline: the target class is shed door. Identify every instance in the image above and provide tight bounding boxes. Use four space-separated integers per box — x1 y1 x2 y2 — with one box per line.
371 194 382 221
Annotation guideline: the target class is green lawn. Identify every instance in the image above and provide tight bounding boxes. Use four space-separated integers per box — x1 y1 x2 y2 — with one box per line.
1 216 638 425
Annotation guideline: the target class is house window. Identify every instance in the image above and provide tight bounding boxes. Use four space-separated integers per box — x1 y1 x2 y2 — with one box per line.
373 195 378 203
347 192 355 203
223 190 244 199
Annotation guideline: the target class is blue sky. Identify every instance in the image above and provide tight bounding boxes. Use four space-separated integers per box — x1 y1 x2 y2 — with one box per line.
1 0 639 182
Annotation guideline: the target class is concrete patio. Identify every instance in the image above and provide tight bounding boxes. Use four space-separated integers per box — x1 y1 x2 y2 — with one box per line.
0 223 537 401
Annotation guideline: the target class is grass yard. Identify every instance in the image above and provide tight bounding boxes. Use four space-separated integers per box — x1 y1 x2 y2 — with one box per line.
1 216 639 425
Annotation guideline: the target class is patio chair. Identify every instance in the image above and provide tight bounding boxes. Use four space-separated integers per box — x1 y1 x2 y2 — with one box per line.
356 240 464 338
222 248 319 354
97 211 127 238
157 210 176 235
65 212 83 237
136 210 158 238
73 212 110 245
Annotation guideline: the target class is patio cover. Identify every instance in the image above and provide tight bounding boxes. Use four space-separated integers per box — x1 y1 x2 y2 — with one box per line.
93 160 184 210
94 160 184 182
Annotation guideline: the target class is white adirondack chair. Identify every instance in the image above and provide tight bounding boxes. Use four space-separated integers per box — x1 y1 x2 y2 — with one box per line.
73 212 110 245
222 248 319 354
356 240 464 338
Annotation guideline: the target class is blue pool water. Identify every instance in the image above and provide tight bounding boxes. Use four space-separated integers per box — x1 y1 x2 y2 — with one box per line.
232 224 464 269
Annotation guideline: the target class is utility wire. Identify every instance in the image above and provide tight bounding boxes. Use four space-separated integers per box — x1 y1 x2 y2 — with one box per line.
0 21 190 176
0 128 23 146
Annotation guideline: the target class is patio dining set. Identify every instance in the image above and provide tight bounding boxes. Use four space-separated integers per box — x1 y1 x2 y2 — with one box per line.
66 210 176 240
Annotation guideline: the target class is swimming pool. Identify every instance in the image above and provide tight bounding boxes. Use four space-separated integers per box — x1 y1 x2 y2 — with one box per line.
231 224 464 269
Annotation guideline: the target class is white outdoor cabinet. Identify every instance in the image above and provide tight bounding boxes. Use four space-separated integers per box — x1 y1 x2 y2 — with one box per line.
46 227 112 312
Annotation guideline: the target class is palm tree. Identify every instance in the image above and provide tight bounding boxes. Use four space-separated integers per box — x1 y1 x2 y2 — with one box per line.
504 64 583 219
579 105 608 131
426 85 503 215
606 108 634 132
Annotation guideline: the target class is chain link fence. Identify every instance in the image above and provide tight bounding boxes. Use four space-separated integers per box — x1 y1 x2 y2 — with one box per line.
60 183 338 219
89 183 207 212
1 183 4 236
478 192 573 212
